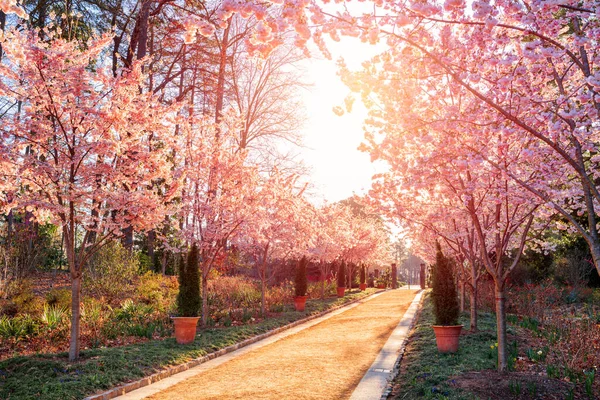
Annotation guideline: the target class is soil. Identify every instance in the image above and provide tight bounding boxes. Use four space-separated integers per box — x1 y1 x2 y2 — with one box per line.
145 290 419 400
451 370 589 400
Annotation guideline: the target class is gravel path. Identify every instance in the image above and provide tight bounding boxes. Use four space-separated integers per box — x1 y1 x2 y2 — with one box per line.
146 289 418 400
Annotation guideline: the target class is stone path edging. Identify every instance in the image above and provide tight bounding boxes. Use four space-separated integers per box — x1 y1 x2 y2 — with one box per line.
350 289 426 400
380 289 427 399
84 290 386 400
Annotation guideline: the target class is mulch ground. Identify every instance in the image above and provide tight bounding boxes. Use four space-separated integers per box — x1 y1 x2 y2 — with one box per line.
146 289 418 400
450 370 590 399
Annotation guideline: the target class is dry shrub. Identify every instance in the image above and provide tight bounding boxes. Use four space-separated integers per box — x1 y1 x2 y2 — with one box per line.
265 280 293 312
306 281 336 299
507 281 563 323
208 276 261 313
546 314 600 373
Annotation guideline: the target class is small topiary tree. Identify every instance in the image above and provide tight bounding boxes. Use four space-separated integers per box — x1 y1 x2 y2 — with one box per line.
360 264 366 284
176 243 201 317
431 243 460 325
337 260 346 288
295 256 308 297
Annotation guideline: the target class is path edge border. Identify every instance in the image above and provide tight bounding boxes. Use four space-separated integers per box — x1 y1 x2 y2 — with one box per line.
84 289 387 400
380 289 428 399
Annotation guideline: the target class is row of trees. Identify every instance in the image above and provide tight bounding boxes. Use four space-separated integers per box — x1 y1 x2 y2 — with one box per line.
135 0 598 374
0 2 396 362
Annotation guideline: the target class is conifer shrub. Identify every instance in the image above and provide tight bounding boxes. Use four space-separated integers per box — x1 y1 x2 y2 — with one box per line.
337 260 346 288
360 264 366 284
176 244 201 317
295 256 308 297
431 243 460 325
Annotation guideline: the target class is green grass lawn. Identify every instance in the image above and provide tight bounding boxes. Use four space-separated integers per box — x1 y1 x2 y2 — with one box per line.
0 289 376 400
391 293 503 399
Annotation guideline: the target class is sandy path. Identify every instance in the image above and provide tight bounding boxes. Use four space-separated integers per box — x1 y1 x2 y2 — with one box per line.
146 290 417 400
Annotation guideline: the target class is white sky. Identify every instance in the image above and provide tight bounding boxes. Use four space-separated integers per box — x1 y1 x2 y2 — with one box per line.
298 38 383 204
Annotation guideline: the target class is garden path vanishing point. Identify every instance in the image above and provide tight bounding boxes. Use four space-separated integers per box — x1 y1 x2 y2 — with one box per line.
130 289 418 400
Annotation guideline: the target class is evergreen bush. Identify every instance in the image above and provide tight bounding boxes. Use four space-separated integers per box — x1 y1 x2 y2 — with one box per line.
360 264 366 284
176 244 201 317
431 243 460 325
337 260 346 288
295 256 308 297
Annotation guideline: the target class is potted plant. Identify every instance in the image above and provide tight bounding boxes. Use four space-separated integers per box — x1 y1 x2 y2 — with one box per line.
431 243 462 353
172 243 201 344
337 260 346 297
359 264 367 291
294 256 308 311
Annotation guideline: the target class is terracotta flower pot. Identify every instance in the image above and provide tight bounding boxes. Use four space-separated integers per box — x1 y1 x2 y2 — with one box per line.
432 325 463 353
337 287 346 298
171 316 200 344
359 283 367 291
294 295 308 311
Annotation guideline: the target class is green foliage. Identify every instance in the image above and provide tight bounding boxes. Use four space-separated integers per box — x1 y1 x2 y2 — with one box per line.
176 245 201 317
391 294 497 399
0 289 376 400
360 264 366 284
0 314 38 340
294 256 308 297
135 272 178 312
40 304 69 331
431 243 459 326
8 280 43 316
84 241 138 303
45 288 71 309
337 260 346 288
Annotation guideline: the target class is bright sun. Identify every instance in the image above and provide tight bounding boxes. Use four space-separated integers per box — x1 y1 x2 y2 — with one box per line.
299 37 384 204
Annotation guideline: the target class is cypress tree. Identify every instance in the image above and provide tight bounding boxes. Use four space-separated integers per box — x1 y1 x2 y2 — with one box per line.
431 243 460 325
295 256 308 297
360 264 366 284
176 243 201 317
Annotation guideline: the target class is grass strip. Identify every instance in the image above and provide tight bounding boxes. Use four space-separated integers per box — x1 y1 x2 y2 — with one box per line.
391 293 501 399
0 289 376 400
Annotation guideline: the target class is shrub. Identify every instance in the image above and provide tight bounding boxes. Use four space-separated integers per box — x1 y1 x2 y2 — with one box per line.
176 244 200 317
337 260 346 288
295 256 308 297
431 243 459 325
360 265 366 284
40 304 69 331
266 280 293 312
135 272 178 312
7 279 43 316
0 314 38 340
84 241 138 303
208 276 261 313
46 288 71 309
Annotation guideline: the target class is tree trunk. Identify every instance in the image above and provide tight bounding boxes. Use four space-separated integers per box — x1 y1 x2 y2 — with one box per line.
494 284 508 372
261 274 266 317
161 250 167 275
469 284 478 332
122 225 133 251
201 270 208 327
459 280 465 313
320 266 325 300
470 263 479 332
148 229 155 266
68 274 81 362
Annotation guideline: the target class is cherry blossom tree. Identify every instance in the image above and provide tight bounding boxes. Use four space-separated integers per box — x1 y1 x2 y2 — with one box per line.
236 171 312 315
179 113 262 327
0 29 179 361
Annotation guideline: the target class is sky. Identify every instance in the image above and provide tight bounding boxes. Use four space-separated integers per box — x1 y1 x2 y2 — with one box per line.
298 38 383 204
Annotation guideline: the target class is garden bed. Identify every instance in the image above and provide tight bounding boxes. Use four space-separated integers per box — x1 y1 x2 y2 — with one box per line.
388 293 598 399
0 288 377 400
